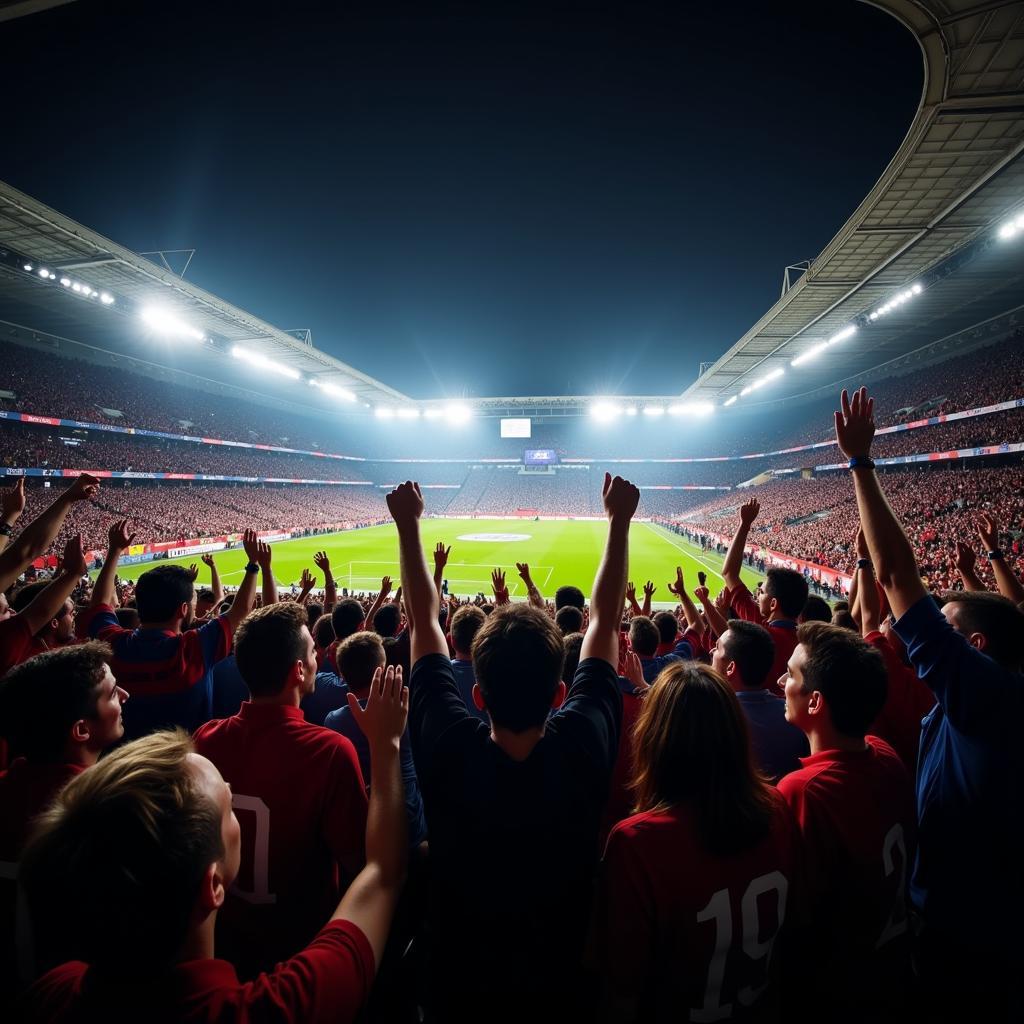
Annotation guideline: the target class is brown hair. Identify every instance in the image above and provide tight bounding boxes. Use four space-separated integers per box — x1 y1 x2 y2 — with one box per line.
312 612 336 650
628 615 659 657
337 630 386 693
940 590 1024 671
472 604 565 732
234 602 310 697
631 662 776 855
450 604 485 655
20 730 224 967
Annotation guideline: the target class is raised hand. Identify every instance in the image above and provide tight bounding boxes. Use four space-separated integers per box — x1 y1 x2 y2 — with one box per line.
515 561 532 581
64 472 101 503
62 533 87 577
834 386 876 460
201 553 216 568
739 498 760 526
623 650 648 691
242 528 260 563
313 550 332 574
386 481 424 525
300 567 317 591
433 542 451 570
2 477 25 521
379 575 393 597
667 566 686 596
855 527 869 561
346 664 409 748
108 518 136 552
975 512 1000 552
187 563 199 582
254 539 272 568
491 568 508 604
625 581 637 603
601 472 640 523
954 541 977 575
643 580 656 599
694 584 711 606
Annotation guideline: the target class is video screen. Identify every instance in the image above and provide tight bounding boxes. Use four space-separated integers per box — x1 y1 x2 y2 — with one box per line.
524 448 558 465
501 417 531 438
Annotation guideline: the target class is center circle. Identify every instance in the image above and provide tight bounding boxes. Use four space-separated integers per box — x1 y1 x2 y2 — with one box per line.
455 532 532 542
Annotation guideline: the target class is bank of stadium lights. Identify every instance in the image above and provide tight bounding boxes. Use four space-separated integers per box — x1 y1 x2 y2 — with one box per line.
739 367 785 398
723 395 738 407
141 306 207 342
667 402 715 417
868 283 922 321
28 265 110 302
790 324 858 368
377 404 468 424
230 344 300 380
309 379 357 403
997 210 1024 240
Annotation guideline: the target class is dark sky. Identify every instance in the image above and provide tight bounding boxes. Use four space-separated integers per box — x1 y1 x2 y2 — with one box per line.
2 0 921 399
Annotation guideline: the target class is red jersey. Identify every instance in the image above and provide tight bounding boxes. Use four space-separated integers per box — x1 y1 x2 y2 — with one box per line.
593 794 800 1022
0 616 35 676
599 689 642 846
193 703 368 977
865 631 935 768
776 737 915 1011
725 583 796 696
19 919 374 1024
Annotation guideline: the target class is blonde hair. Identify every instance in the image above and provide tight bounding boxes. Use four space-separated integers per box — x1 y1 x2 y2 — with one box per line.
21 730 224 967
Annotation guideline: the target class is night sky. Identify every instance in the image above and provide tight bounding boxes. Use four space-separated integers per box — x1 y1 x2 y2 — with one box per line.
3 0 921 399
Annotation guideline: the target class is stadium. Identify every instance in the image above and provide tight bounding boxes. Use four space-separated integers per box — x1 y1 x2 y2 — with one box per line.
1 0 1023 1021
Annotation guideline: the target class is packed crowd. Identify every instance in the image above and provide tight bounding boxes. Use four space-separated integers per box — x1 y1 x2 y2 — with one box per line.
0 384 1020 1023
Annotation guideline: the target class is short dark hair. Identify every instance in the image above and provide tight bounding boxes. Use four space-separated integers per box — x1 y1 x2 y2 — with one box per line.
234 603 309 697
451 604 485 655
554 606 583 636
11 580 48 613
331 598 365 641
796 621 887 737
722 620 774 690
800 595 832 623
195 588 216 606
135 565 194 623
115 607 140 630
628 616 659 657
373 603 401 638
832 600 849 612
0 641 113 760
472 604 565 732
562 631 584 686
831 610 858 631
305 602 323 631
765 568 809 619
941 591 1024 671
653 611 678 645
337 631 385 692
554 585 585 611
312 613 335 650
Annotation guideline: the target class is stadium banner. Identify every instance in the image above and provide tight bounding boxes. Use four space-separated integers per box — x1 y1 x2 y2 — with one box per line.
0 466 376 486
639 485 732 491
167 542 229 558
814 440 1024 472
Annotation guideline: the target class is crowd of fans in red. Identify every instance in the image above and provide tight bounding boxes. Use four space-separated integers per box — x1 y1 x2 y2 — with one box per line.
0 384 1021 1023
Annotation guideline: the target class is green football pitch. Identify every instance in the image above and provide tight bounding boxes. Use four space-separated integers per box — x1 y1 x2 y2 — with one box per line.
106 519 763 603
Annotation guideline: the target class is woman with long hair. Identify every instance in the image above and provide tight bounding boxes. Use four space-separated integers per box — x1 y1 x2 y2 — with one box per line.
592 661 800 1022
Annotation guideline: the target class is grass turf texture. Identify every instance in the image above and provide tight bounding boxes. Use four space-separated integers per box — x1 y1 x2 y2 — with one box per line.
105 519 764 601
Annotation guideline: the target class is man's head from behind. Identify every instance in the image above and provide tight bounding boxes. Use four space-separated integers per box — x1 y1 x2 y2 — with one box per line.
134 565 195 627
554 605 583 636
653 611 678 646
758 568 809 621
711 620 775 692
234 602 317 700
21 730 240 970
372 602 401 639
941 590 1024 671
799 595 832 624
337 631 386 696
472 604 565 733
554 585 585 611
0 641 126 762
783 621 886 738
450 604 485 658
11 581 75 643
628 616 659 658
331 597 365 642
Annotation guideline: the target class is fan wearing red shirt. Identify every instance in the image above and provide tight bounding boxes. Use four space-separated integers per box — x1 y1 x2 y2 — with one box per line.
78 520 260 740
17 673 408 1024
592 661 800 1022
0 641 127 1008
722 499 808 697
778 620 915 1019
193 601 368 978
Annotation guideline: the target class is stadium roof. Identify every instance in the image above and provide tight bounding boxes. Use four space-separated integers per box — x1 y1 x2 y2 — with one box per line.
0 179 409 408
682 0 1024 407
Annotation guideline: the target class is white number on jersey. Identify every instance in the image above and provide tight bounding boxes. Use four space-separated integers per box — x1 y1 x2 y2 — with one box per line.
230 794 277 905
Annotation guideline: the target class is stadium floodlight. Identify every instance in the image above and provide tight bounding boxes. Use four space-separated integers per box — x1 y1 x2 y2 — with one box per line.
624 406 638 416
230 344 300 380
38 268 51 279
143 306 207 343
869 284 923 320
60 277 71 287
642 405 666 416
423 407 444 419
996 211 1024 239
100 293 114 305
591 400 622 422
374 406 395 419
739 367 785 399
22 263 32 271
396 407 421 420
310 379 357 402
791 342 828 367
829 325 856 345
445 403 473 425
724 395 738 407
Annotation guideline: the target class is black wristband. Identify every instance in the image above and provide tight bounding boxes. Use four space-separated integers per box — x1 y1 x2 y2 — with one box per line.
0 522 12 537
848 455 875 471
245 562 259 574
856 558 872 570
987 550 1004 561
